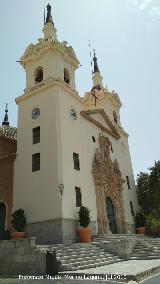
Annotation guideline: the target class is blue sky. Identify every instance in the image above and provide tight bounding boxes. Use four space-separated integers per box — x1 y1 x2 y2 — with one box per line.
0 0 160 178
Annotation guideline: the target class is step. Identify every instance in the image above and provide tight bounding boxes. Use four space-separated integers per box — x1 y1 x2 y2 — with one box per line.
133 248 152 251
131 255 160 258
55 245 102 251
55 250 108 257
56 248 112 254
37 244 102 250
58 252 113 260
60 256 112 264
37 241 123 272
63 259 122 271
130 256 160 260
58 254 120 262
41 247 103 255
58 251 105 256
133 249 154 252
62 257 112 266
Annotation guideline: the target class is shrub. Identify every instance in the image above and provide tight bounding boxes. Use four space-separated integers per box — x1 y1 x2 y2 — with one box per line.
11 208 26 232
135 210 146 227
77 206 91 228
146 214 160 236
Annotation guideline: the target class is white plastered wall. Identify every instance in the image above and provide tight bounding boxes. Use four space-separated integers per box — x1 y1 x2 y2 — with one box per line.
13 85 63 223
58 89 138 226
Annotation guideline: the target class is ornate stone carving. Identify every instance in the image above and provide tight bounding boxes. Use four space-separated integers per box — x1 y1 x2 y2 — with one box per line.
92 134 126 235
84 87 122 109
20 40 79 69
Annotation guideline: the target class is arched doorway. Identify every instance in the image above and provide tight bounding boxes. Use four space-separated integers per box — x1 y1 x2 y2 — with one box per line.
106 197 117 234
0 202 6 232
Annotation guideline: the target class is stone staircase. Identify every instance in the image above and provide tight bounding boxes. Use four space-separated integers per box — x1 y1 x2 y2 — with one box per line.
36 243 122 271
129 239 160 260
92 234 160 261
36 235 160 271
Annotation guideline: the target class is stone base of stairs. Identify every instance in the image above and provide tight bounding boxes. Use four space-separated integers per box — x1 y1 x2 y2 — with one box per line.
0 235 160 278
37 243 122 271
36 234 160 271
93 234 160 261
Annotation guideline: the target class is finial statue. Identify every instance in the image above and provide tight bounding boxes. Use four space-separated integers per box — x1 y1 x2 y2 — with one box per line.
46 3 54 25
47 3 51 13
93 51 100 73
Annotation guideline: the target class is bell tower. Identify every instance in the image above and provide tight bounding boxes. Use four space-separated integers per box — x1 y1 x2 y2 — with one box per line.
13 3 79 244
21 3 79 91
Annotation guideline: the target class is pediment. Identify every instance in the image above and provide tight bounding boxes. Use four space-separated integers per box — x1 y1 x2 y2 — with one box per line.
80 109 121 140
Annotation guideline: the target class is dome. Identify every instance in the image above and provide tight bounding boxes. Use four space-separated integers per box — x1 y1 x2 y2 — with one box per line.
0 125 17 140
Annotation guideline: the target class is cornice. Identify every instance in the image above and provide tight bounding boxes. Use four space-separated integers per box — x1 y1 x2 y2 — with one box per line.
20 40 80 69
84 88 122 109
15 77 83 105
81 109 121 140
117 125 129 138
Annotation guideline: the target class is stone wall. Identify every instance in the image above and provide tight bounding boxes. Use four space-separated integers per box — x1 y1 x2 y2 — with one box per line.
97 238 136 260
0 238 46 276
26 219 97 245
0 136 17 231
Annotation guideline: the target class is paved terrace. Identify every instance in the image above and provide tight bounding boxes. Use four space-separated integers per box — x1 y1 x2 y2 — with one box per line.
0 259 160 284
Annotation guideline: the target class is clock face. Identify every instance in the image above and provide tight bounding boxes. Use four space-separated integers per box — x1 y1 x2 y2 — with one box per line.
70 109 77 120
32 107 40 120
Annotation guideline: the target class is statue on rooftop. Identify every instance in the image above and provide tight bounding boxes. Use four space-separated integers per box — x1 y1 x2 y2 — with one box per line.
46 3 54 24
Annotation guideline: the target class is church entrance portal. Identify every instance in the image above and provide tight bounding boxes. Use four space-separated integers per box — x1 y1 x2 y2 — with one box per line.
92 135 126 235
106 197 117 234
0 202 6 232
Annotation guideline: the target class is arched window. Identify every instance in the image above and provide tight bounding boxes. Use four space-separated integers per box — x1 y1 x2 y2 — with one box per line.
64 68 70 84
113 111 118 123
35 67 43 84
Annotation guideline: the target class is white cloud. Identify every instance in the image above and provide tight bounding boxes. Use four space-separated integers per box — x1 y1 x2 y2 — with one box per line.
130 0 160 17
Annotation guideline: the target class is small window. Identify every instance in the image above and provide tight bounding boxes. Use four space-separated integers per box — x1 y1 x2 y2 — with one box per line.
113 111 118 123
111 144 113 153
75 187 82 207
64 68 70 84
35 67 43 84
32 153 40 172
130 201 134 216
92 136 96 143
73 153 80 171
33 127 40 144
126 176 131 189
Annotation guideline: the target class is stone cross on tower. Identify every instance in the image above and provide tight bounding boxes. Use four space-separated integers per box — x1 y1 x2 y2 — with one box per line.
2 103 9 126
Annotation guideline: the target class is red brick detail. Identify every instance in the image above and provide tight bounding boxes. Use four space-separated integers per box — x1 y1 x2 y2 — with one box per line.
0 137 17 230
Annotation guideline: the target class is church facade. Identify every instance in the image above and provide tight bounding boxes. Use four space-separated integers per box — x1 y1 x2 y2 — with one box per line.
1 4 138 244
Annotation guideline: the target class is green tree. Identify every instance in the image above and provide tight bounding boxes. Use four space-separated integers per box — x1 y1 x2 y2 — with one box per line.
136 161 160 217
